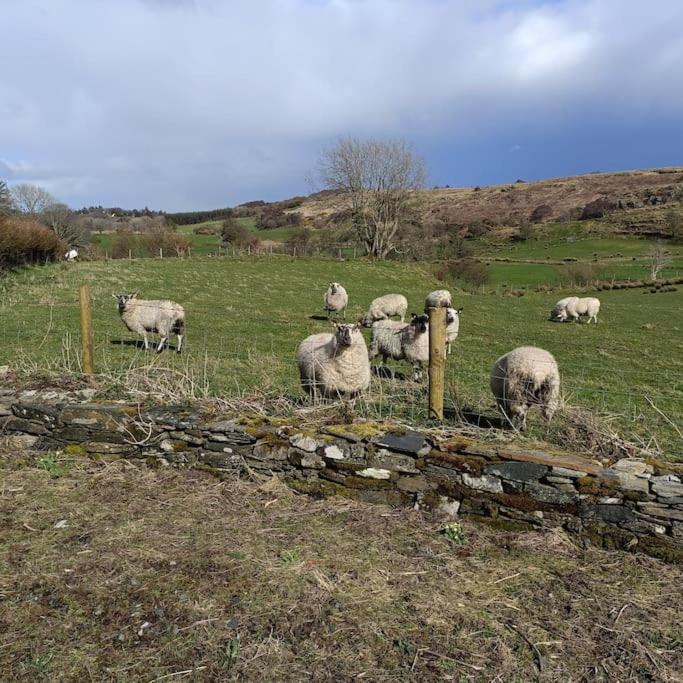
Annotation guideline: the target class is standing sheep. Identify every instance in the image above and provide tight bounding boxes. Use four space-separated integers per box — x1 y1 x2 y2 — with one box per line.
445 307 462 355
297 322 370 399
424 289 452 312
490 346 560 429
323 282 348 319
361 293 408 327
369 313 430 380
113 293 185 353
566 297 601 324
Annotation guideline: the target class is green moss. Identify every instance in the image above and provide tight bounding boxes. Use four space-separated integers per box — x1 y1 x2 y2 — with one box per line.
63 444 86 457
326 421 385 439
638 536 683 564
577 476 599 495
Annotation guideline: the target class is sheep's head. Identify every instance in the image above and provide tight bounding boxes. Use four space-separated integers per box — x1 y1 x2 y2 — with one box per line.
113 292 138 313
410 313 429 334
328 282 340 294
333 322 361 346
446 307 462 324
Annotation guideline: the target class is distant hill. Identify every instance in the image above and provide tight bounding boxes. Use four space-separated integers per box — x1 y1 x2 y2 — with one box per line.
247 167 683 239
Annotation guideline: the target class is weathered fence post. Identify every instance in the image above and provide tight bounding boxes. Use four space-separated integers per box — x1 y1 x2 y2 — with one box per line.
128 249 132 260
79 285 94 376
353 246 357 258
248 244 251 256
293 246 297 258
428 307 446 420
159 247 163 258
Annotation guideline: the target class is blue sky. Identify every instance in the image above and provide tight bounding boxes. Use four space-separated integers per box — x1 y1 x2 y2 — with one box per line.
1 0 682 210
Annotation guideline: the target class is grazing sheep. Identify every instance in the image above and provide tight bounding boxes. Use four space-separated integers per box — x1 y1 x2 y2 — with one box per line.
323 282 348 319
113 293 185 353
361 293 408 327
369 313 430 380
297 322 370 399
424 289 452 312
490 346 560 430
445 307 462 354
567 296 601 324
550 296 579 322
64 249 78 262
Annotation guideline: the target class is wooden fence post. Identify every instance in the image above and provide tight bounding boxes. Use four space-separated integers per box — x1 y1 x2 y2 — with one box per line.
428 307 446 420
79 285 94 376
128 249 132 260
159 247 163 258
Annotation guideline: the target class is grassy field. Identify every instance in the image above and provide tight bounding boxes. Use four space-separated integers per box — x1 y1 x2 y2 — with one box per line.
1 256 681 456
1 450 681 681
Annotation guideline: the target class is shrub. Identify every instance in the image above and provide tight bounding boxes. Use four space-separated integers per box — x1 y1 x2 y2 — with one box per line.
439 259 490 289
193 225 218 235
580 197 618 220
221 219 258 249
255 207 302 230
0 217 66 268
558 263 604 285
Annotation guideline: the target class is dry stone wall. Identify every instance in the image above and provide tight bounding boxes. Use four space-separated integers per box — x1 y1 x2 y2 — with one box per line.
1 389 681 563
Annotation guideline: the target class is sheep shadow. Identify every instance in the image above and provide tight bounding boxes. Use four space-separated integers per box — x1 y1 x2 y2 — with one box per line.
110 339 180 352
444 406 507 430
309 314 331 321
371 365 408 381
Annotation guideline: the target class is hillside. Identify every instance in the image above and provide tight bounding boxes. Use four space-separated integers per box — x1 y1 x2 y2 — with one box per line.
277 167 683 237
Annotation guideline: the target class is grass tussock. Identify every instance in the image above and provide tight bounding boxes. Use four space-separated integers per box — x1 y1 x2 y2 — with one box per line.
0 451 681 681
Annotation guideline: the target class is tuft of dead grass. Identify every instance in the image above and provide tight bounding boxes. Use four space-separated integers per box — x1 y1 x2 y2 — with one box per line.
0 451 681 681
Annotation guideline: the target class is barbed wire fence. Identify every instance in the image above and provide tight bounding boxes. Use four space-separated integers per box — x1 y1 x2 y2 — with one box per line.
1 286 681 457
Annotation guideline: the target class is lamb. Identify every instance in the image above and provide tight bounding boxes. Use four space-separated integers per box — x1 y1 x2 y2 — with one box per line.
113 293 185 353
424 289 452 312
323 282 348 319
445 307 462 355
361 293 408 327
490 346 560 430
297 322 370 399
64 249 78 262
369 313 430 380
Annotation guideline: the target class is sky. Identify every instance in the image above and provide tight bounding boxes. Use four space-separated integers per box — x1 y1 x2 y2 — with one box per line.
1 0 682 211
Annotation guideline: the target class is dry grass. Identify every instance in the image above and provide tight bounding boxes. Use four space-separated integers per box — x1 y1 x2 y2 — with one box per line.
1 450 681 681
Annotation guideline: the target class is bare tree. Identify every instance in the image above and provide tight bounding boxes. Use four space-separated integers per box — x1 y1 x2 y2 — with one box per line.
42 202 89 247
10 183 56 215
0 179 11 215
647 242 671 280
318 138 426 258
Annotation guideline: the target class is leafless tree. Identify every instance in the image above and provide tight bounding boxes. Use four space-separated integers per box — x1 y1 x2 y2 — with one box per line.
0 179 11 214
318 138 426 258
10 183 56 215
646 241 671 280
42 202 89 247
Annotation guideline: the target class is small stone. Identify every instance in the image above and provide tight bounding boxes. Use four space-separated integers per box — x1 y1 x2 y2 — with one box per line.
290 434 320 452
437 496 461 517
545 476 574 484
54 519 69 529
651 480 683 499
523 481 576 504
373 431 429 456
636 503 683 522
397 475 429 493
601 470 649 493
485 461 547 482
159 439 175 453
551 466 587 479
370 449 420 474
323 445 345 460
461 473 503 493
611 459 654 476
357 468 392 480
599 497 622 504
204 442 235 453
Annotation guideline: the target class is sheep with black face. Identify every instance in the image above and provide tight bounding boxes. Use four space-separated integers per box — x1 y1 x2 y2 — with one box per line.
369 313 430 381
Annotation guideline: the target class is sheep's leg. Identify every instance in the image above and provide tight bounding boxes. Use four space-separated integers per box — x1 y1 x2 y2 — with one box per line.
156 336 167 353
142 333 149 351
446 341 451 355
176 333 183 353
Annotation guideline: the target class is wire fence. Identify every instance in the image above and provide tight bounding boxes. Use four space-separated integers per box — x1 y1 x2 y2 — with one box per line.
1 286 681 457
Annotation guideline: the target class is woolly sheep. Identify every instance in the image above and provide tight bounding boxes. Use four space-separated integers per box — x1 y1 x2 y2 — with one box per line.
323 282 348 319
297 322 370 399
369 313 430 380
64 249 78 262
424 289 452 312
566 296 601 324
114 293 185 353
550 296 579 322
445 307 462 355
490 346 560 430
361 293 408 327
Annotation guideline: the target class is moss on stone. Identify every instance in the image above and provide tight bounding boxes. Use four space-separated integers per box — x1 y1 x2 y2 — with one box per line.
63 444 86 457
577 476 599 495
638 536 683 564
326 422 385 439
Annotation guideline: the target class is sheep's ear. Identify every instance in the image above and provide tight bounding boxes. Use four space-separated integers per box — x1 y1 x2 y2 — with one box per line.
457 307 463 313
111 293 119 299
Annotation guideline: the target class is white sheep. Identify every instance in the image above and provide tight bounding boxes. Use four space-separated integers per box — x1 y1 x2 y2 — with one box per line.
369 314 430 380
297 322 370 399
550 296 579 322
113 293 185 353
424 289 452 312
445 307 462 355
490 346 560 430
566 296 601 324
64 249 78 262
361 294 408 327
323 282 348 319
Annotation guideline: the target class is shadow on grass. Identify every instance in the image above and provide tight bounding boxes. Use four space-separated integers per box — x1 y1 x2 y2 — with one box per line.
371 365 408 381
445 406 507 430
309 314 331 321
109 339 180 352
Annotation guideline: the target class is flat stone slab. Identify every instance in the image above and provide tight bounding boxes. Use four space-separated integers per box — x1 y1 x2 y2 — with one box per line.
485 461 548 482
373 431 429 456
498 447 602 475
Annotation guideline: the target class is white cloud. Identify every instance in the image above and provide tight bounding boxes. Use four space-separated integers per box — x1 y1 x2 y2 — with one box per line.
0 0 682 208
